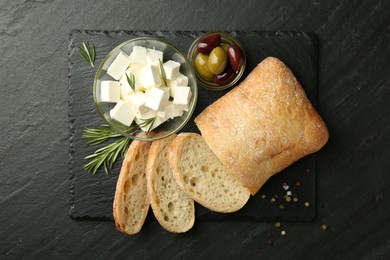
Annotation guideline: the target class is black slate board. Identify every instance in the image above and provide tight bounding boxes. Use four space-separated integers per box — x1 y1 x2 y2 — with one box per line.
68 30 318 222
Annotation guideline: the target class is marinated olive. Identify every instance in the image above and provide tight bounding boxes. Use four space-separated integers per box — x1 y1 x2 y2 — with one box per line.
227 44 244 72
207 46 227 75
220 43 230 53
214 67 236 85
197 33 221 54
195 53 214 80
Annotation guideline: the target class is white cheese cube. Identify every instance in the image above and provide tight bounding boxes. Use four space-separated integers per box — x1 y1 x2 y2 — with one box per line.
146 48 163 66
135 110 163 132
120 70 135 96
168 74 189 97
121 93 132 104
169 85 178 98
175 74 189 86
168 74 188 89
141 65 162 88
173 86 192 106
176 104 190 111
142 116 163 132
128 66 144 90
130 46 147 66
157 110 166 119
144 87 153 97
109 100 136 126
163 101 184 120
167 80 175 97
163 60 180 80
145 87 170 111
107 51 131 80
135 109 156 120
100 81 120 103
128 92 149 114
120 68 143 96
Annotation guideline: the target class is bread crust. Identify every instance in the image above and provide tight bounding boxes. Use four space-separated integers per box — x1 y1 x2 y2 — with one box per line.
195 57 329 195
113 132 155 235
146 133 195 233
167 133 192 195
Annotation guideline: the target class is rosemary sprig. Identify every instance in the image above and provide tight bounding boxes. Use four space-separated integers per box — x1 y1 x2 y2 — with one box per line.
126 73 136 93
159 59 168 86
83 125 123 145
78 42 96 67
82 117 157 174
82 125 130 175
139 116 157 132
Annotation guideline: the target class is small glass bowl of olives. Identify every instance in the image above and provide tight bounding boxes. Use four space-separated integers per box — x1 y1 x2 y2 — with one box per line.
187 32 246 90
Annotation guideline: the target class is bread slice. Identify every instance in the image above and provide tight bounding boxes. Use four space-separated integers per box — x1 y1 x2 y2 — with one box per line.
195 57 329 195
113 132 155 235
168 133 250 213
146 134 194 233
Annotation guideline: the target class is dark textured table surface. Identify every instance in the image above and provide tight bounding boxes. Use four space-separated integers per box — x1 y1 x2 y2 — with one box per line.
1 1 389 259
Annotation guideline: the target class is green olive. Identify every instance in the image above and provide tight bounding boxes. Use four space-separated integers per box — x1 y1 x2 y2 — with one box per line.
195 53 214 80
207 46 227 75
220 43 230 54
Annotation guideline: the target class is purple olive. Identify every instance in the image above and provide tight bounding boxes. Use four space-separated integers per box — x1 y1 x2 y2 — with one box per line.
227 44 244 72
197 34 221 54
214 67 236 85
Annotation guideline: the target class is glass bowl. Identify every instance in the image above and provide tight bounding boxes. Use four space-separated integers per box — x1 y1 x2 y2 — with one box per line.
187 32 246 91
93 37 198 141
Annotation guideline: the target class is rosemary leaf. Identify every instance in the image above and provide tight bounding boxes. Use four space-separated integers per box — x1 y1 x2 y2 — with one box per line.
90 43 96 62
79 50 90 61
84 153 99 159
159 59 168 86
78 41 96 68
147 117 156 132
126 73 136 93
83 126 122 145
82 125 131 175
103 162 109 175
139 117 156 133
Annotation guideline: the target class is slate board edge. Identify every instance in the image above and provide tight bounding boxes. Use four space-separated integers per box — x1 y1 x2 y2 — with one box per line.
68 31 76 220
68 30 319 223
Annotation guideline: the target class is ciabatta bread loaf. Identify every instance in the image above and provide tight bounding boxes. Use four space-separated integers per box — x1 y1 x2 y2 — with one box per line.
195 57 329 195
113 132 154 235
168 133 250 213
146 134 195 233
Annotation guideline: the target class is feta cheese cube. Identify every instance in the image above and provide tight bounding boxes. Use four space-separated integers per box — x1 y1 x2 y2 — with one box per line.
135 109 156 120
130 46 147 66
120 70 135 96
127 91 149 114
163 60 180 80
107 51 131 80
145 87 170 111
109 100 136 126
129 66 144 90
173 86 192 106
175 74 189 86
100 81 120 103
169 85 178 98
120 68 143 96
121 93 132 104
141 65 161 88
175 104 189 111
157 110 165 118
146 48 163 66
142 116 164 132
163 101 184 120
135 110 163 132
144 87 153 97
168 74 189 97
